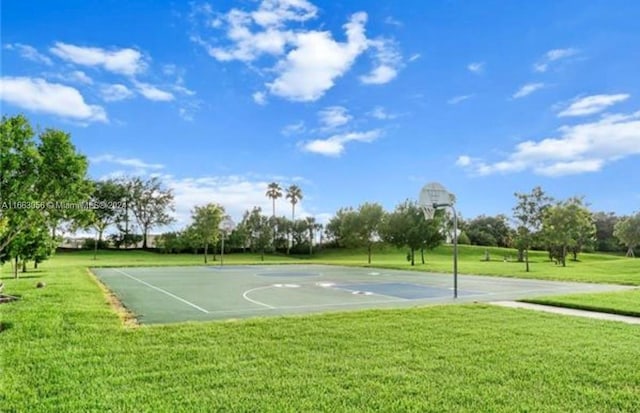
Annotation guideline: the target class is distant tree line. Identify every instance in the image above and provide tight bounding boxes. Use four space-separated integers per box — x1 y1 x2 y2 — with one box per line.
3 115 639 276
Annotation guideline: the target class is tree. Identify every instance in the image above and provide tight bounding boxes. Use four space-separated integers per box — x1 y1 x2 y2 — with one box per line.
265 182 283 219
0 115 41 254
191 203 224 263
541 198 596 266
357 203 385 264
512 186 553 272
381 201 443 266
285 184 303 254
614 213 640 257
304 216 322 255
325 207 360 248
36 128 92 237
593 212 624 252
86 179 128 258
128 177 175 249
466 214 512 247
240 207 273 260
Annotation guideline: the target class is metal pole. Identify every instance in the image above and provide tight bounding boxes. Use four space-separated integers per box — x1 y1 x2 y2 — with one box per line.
220 233 224 267
451 205 458 299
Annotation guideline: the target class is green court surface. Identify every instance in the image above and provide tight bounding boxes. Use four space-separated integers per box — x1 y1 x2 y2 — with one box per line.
91 264 631 324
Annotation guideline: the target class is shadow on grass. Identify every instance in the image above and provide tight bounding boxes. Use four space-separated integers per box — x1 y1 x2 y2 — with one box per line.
0 274 44 280
0 321 14 333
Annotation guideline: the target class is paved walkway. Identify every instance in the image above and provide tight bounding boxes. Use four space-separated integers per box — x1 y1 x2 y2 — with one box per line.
490 301 640 325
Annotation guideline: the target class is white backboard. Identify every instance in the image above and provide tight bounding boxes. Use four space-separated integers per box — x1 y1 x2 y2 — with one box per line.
419 182 455 207
219 217 236 233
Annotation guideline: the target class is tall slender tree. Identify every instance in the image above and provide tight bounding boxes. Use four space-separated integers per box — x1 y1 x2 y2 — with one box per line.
265 182 283 218
285 185 303 254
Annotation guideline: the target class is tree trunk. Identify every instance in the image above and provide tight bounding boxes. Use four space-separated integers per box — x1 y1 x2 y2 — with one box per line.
367 244 372 264
517 248 524 262
142 229 148 249
261 249 265 262
22 260 27 273
421 248 425 264
14 257 18 279
34 261 39 269
410 248 415 266
204 243 208 264
572 249 578 261
94 231 98 261
562 245 567 267
627 246 635 257
525 249 530 272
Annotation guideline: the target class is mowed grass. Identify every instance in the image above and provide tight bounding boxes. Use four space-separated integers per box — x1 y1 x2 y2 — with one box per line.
54 244 640 285
1 252 640 412
523 289 640 317
310 244 640 285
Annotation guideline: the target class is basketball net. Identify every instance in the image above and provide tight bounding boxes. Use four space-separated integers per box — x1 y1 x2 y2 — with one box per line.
422 205 435 220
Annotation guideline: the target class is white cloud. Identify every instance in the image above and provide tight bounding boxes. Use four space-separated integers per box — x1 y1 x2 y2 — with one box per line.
457 110 640 177
318 106 351 129
4 43 53 65
557 94 630 117
467 62 484 73
134 81 174 101
360 38 402 85
300 129 381 156
384 16 403 27
533 48 578 72
282 121 305 135
69 70 93 84
91 154 165 170
408 53 421 62
100 84 134 102
0 76 107 123
455 155 472 166
253 91 268 105
369 106 396 120
447 94 473 105
161 174 318 227
512 83 544 99
50 42 147 76
268 12 369 101
193 2 401 102
251 0 318 28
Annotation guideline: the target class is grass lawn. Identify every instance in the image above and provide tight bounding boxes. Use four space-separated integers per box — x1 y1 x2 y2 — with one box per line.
523 289 640 317
1 251 640 412
310 244 640 285
49 244 640 285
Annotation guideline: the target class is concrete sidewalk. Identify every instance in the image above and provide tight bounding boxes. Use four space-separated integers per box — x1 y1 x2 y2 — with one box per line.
490 301 640 325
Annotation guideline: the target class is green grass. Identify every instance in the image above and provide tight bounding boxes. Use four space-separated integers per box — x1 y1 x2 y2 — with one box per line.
308 244 640 285
2 251 640 412
523 289 640 317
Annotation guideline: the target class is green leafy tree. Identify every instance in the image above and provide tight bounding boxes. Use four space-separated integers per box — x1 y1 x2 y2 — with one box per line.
86 179 129 258
614 213 640 257
304 216 322 255
0 115 41 254
129 177 175 249
191 203 225 263
382 200 443 266
36 128 92 237
357 203 385 264
593 212 624 252
242 207 273 260
541 198 596 266
466 214 512 247
512 186 553 272
265 182 283 219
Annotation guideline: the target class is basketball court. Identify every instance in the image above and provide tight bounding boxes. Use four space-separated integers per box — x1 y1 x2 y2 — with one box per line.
91 264 630 324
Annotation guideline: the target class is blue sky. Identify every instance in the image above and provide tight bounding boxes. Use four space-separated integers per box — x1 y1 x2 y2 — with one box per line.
2 0 639 229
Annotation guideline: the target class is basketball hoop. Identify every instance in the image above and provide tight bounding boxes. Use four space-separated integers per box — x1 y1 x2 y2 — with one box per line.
422 205 435 220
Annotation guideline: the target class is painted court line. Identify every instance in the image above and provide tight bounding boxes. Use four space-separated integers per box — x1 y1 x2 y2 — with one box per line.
111 268 209 314
242 286 276 309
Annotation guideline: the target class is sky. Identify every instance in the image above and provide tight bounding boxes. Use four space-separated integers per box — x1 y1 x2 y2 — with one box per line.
1 0 639 230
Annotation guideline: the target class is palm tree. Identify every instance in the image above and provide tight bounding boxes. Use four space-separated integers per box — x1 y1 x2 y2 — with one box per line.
285 184 303 254
265 182 283 219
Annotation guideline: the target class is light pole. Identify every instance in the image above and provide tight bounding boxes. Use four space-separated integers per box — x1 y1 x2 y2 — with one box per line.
434 202 458 299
